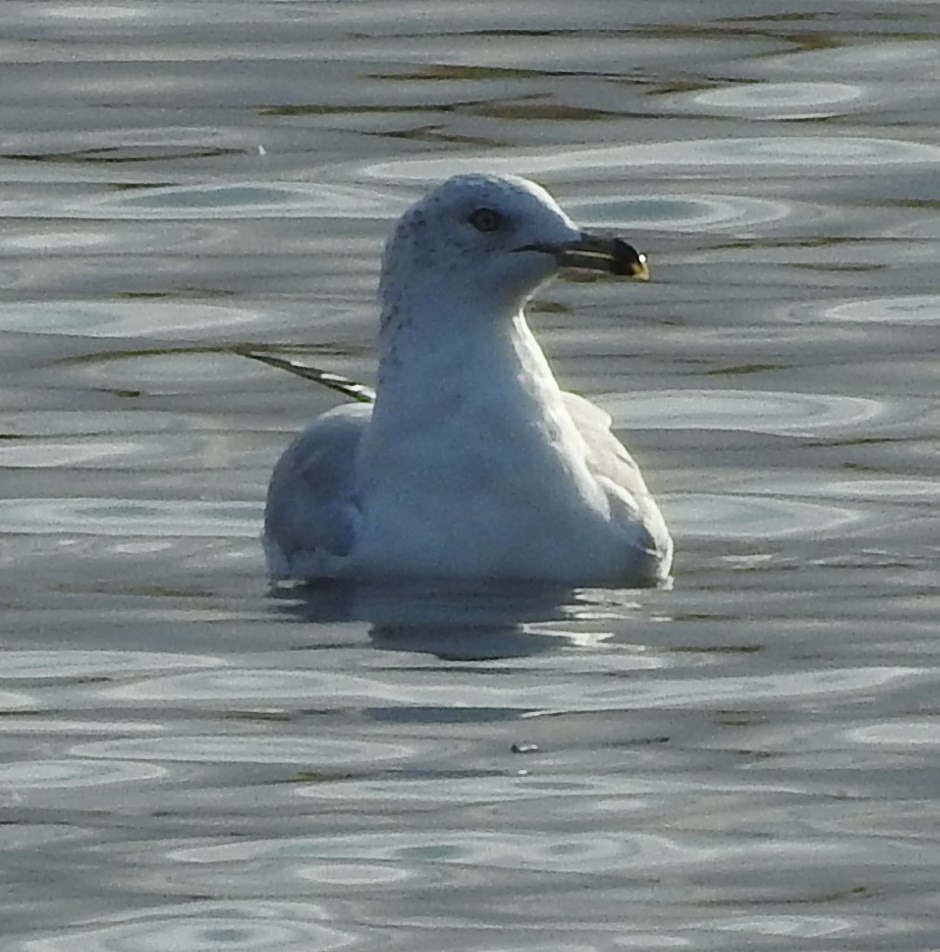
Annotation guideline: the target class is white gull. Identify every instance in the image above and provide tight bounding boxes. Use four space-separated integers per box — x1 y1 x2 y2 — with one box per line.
261 173 673 585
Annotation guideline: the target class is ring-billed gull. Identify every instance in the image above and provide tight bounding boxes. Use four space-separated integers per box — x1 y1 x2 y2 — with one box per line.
261 173 673 585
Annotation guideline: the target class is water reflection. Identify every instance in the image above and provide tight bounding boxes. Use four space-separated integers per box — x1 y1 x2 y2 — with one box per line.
273 581 633 660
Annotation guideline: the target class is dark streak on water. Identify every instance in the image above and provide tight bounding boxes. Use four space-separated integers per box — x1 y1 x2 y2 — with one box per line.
1 2 939 950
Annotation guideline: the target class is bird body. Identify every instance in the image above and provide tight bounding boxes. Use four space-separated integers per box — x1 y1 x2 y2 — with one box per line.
263 174 672 586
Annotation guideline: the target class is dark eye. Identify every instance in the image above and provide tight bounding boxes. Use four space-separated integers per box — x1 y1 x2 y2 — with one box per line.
468 207 503 233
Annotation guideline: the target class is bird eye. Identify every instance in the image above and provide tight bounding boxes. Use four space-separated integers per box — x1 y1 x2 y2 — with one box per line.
468 207 503 233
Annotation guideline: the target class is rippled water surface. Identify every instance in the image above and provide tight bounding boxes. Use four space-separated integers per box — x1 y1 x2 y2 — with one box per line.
2 2 939 950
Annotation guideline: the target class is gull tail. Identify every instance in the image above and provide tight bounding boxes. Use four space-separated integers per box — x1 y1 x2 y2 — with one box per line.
242 350 376 404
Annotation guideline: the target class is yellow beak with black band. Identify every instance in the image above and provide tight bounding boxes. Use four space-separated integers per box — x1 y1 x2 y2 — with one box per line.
516 232 650 281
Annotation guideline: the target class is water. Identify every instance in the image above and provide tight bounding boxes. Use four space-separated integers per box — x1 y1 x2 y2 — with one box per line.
1 1 939 949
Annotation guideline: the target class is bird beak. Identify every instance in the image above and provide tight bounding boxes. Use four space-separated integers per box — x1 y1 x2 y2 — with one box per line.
555 233 651 280
517 232 650 280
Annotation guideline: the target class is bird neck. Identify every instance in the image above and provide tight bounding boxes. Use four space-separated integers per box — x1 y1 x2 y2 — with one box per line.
372 300 565 427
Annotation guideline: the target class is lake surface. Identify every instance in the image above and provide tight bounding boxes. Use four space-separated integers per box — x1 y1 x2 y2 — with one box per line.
1 1 939 949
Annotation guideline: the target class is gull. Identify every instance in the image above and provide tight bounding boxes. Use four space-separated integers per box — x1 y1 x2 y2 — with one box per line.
258 173 673 586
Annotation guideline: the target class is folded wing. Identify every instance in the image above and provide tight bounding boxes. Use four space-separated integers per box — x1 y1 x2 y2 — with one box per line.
263 402 372 579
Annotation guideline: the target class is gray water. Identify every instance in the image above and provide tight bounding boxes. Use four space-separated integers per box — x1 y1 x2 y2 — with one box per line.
2 1 939 949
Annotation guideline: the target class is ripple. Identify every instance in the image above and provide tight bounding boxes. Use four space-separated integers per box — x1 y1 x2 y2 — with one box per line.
0 689 35 712
99 663 915 714
0 410 193 437
810 479 940 502
756 39 940 79
1 717 166 736
20 900 357 952
0 221 220 255
294 861 415 887
0 758 166 789
100 667 527 713
167 818 897 877
570 193 798 233
57 350 251 391
807 294 940 325
0 824 94 850
91 181 399 220
0 180 399 221
36 4 163 23
850 720 940 748
100 669 363 703
0 650 222 680
158 856 420 894
363 136 940 182
663 492 859 539
294 772 725 806
0 301 274 337
74 735 417 766
710 913 862 939
568 666 917 712
0 498 257 538
602 389 883 436
170 830 711 874
0 434 229 470
677 81 867 119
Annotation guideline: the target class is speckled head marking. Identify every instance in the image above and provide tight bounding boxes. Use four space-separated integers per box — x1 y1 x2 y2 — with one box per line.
379 174 581 324
378 174 649 334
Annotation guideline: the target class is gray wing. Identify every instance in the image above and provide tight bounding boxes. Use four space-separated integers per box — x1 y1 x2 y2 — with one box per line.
562 391 673 571
263 402 372 580
562 391 648 495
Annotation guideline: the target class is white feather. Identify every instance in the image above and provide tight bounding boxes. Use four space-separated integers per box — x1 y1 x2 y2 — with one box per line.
263 173 672 585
